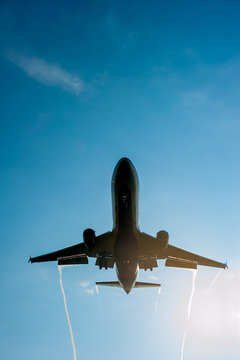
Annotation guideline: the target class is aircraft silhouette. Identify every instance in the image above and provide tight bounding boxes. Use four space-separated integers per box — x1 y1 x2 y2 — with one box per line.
29 158 227 294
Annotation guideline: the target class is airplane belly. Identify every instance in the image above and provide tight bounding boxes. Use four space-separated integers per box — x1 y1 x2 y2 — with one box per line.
114 232 138 260
114 231 139 294
115 257 139 294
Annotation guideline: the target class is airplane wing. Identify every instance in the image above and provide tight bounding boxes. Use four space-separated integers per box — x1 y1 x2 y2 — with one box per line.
29 231 115 264
29 242 87 263
165 244 227 269
137 232 227 270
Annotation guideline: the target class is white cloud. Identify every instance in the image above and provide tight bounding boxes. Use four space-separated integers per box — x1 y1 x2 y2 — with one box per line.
79 281 96 295
6 50 84 95
148 275 159 281
86 288 95 295
79 280 90 288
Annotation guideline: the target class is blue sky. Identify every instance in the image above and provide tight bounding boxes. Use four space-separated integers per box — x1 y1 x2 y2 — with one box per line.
1 0 240 359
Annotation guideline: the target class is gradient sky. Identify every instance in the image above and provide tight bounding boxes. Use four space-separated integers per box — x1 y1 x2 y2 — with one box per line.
1 1 240 359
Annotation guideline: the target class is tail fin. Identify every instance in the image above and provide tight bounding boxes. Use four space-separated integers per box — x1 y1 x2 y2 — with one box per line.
96 281 161 288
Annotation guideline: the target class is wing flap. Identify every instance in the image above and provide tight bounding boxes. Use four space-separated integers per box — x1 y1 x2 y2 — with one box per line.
58 254 88 265
165 256 197 269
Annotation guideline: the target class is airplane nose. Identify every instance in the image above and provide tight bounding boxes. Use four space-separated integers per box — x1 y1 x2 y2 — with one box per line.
112 157 138 196
116 157 132 174
118 157 131 167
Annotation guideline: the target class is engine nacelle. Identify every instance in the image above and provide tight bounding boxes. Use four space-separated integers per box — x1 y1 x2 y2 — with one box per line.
156 230 169 252
83 228 96 249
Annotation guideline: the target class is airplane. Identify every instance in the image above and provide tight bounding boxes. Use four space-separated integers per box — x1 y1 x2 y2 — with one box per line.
29 157 227 294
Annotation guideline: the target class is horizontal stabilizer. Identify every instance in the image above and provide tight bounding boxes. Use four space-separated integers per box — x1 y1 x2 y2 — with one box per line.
134 282 161 288
96 281 161 288
96 281 121 287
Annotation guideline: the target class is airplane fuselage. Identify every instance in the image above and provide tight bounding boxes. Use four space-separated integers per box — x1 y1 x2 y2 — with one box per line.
112 158 140 294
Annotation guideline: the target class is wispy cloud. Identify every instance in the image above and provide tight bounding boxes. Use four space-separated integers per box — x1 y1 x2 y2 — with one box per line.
180 89 208 107
6 50 84 95
86 288 95 295
79 281 90 288
79 280 96 295
148 275 158 281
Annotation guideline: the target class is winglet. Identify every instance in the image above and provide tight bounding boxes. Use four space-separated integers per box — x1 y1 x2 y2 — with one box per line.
28 256 32 264
224 261 228 269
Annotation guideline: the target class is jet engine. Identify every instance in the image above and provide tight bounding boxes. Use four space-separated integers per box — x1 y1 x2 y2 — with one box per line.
156 230 169 252
83 228 96 249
